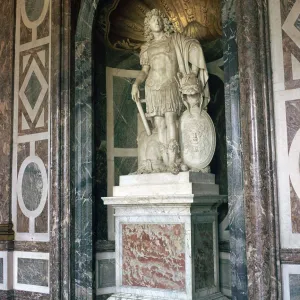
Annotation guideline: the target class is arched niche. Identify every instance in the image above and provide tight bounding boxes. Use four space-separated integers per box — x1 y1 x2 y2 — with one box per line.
73 0 249 299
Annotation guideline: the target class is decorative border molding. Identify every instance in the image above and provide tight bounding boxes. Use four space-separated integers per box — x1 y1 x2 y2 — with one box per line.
280 249 300 264
13 251 49 294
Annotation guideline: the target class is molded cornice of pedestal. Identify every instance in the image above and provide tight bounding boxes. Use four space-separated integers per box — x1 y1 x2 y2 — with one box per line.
103 194 227 206
111 172 220 198
107 291 228 300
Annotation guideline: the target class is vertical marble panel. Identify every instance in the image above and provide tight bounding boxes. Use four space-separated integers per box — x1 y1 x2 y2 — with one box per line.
0 258 3 284
219 253 232 297
194 223 214 291
236 0 281 298
97 259 115 289
0 0 14 239
96 249 116 296
222 0 248 298
122 224 186 290
113 77 138 149
114 157 138 186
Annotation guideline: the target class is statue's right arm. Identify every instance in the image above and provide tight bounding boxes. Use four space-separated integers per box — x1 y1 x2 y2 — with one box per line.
131 65 150 102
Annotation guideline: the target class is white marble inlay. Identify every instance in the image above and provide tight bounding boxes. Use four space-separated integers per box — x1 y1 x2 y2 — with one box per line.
291 54 300 80
269 0 300 249
12 0 51 242
19 58 48 123
282 264 300 300
106 67 141 241
0 251 13 291
37 50 46 66
268 0 284 91
282 0 300 49
274 91 300 248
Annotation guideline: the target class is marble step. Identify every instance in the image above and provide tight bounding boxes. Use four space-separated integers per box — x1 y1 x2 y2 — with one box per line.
113 182 219 197
119 172 215 186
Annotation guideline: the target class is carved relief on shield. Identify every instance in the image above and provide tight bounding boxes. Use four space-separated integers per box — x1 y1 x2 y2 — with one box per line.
179 110 216 171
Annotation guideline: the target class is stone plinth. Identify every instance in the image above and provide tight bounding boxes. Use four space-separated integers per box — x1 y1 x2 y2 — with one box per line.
103 172 227 300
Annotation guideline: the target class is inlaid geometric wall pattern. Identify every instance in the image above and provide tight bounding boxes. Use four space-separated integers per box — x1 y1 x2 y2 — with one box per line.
12 0 51 241
270 0 300 249
281 0 300 89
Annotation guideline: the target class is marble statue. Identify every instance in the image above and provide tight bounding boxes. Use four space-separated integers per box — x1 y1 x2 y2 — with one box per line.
131 9 214 174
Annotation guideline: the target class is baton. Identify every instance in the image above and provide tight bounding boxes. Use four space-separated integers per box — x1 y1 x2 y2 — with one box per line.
136 99 151 136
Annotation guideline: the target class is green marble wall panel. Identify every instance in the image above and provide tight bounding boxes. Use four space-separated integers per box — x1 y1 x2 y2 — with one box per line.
290 274 300 300
0 258 3 284
114 157 138 186
17 258 48 287
113 77 138 149
194 223 215 291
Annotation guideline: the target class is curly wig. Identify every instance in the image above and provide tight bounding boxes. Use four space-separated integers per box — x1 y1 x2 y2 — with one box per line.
144 9 175 42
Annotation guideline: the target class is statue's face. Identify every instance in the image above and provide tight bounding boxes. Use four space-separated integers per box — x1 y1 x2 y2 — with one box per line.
149 15 163 32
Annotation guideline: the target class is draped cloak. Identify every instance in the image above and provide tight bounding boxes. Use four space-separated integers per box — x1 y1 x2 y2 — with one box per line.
171 33 210 109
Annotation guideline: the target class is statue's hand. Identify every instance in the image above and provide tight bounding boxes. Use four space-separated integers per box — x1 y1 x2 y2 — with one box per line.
131 84 140 102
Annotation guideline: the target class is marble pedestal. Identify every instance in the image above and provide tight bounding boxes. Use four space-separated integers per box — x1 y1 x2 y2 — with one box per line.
103 172 227 300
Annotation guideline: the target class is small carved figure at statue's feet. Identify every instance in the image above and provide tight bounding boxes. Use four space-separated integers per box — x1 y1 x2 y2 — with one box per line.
168 139 180 174
180 163 189 172
159 142 169 167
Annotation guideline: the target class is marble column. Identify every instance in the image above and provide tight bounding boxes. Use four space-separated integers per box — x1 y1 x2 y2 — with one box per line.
50 0 73 299
236 0 281 299
0 2 15 297
222 1 248 299
74 0 100 298
0 0 15 243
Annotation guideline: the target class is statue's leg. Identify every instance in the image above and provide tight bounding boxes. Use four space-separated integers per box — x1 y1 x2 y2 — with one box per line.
165 112 180 174
165 112 178 141
154 116 168 166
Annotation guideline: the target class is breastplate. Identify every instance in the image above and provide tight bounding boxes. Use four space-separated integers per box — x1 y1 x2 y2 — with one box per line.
146 38 178 90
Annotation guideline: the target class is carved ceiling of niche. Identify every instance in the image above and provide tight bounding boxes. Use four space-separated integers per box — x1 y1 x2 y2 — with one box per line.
104 0 222 51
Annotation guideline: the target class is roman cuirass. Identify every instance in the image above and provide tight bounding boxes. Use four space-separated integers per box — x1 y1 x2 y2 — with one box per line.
146 38 178 91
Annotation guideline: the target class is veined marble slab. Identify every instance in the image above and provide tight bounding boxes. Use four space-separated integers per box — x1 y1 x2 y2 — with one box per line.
113 182 219 197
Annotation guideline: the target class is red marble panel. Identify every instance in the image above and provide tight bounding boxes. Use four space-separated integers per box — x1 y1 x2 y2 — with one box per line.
122 223 186 291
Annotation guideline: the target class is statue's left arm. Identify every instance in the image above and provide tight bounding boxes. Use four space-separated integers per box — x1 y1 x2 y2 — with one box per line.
188 41 210 109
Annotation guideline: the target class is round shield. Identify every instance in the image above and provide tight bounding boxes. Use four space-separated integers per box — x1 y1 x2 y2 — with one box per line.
179 109 216 170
